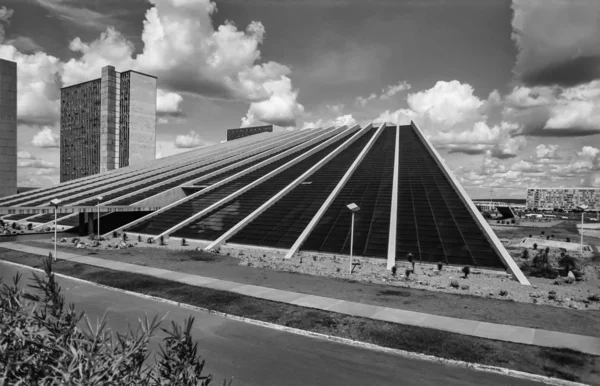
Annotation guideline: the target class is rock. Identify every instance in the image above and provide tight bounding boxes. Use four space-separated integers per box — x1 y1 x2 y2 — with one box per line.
568 271 575 279
475 291 482 295
461 284 470 290
488 292 495 297
570 303 579 309
76 243 85 249
549 290 556 295
450 280 459 288
565 277 575 284
91 241 100 247
548 293 556 300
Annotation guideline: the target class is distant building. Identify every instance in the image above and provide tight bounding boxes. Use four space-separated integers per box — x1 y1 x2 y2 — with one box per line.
0 59 17 198
227 125 273 141
60 65 157 182
526 187 600 210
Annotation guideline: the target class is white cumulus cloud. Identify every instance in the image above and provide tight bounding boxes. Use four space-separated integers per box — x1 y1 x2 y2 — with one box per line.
31 127 59 148
174 130 213 149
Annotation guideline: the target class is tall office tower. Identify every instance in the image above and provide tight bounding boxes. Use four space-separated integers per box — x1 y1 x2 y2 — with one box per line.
0 59 17 198
60 65 157 182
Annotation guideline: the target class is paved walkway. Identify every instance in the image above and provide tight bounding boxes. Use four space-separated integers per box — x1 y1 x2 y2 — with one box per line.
2 241 600 356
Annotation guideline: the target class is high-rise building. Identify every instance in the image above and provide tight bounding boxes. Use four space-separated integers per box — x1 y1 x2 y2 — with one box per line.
60 65 157 182
227 125 273 141
0 59 17 198
526 187 600 210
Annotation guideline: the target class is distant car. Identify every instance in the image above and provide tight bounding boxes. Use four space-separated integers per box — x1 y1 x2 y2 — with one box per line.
591 218 599 221
561 216 569 219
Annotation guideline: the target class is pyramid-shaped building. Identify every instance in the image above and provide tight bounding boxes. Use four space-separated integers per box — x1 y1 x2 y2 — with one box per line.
0 122 529 284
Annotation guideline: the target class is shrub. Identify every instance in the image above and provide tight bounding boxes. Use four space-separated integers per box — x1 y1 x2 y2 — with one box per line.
122 233 128 242
529 234 532 238
11 222 16 229
138 235 142 242
160 236 166 246
558 253 578 273
391 266 397 276
0 255 229 385
112 231 118 238
437 261 443 271
181 238 187 246
499 290 508 296
521 249 529 259
405 268 412 279
27 223 33 231
546 236 550 240
566 237 570 242
407 253 414 263
511 219 515 224
497 220 500 224
147 237 154 244
545 247 550 254
533 243 538 250
541 231 545 235
462 266 471 279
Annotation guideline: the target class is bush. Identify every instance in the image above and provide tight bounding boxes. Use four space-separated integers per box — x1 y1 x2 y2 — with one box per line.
521 249 529 259
499 290 508 297
558 253 578 273
405 268 412 279
138 235 142 242
511 219 515 224
391 266 397 276
122 233 128 242
0 255 230 385
11 222 16 229
541 231 545 235
462 266 471 279
546 236 550 240
566 237 571 242
27 223 33 231
112 231 118 238
147 237 154 244
437 261 443 271
160 236 166 246
182 238 187 247
529 234 532 238
533 243 538 250
497 220 500 224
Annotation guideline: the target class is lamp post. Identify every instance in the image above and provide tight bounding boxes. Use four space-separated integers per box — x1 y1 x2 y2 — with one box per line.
346 203 360 274
96 196 103 240
578 204 588 255
50 198 62 261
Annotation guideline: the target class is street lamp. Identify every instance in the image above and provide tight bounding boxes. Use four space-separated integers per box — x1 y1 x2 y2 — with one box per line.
50 198 62 262
347 203 360 273
578 204 588 255
96 196 103 240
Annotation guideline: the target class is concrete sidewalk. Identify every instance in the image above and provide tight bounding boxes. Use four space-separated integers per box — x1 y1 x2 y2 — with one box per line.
2 241 599 356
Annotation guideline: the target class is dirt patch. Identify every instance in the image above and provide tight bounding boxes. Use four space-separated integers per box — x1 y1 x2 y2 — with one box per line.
1 250 599 385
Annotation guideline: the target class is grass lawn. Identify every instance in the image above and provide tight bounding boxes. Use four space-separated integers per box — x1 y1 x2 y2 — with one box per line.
10 240 600 338
2 248 600 384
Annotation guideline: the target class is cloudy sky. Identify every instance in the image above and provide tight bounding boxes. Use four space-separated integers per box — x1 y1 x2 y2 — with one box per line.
1 0 600 199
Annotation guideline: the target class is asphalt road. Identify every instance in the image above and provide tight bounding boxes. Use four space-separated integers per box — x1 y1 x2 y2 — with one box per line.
0 262 546 386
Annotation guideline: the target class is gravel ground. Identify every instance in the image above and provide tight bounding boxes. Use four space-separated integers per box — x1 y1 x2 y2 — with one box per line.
40 232 600 311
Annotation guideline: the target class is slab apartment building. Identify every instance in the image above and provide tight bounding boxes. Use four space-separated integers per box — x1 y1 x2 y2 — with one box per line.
227 125 273 141
0 59 17 198
526 187 600 210
60 65 157 182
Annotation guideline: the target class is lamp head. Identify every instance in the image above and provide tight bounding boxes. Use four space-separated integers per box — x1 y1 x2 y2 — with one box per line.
347 203 360 212
96 196 103 202
50 198 62 207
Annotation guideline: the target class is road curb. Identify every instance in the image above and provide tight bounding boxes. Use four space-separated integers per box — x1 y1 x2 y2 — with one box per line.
0 259 589 386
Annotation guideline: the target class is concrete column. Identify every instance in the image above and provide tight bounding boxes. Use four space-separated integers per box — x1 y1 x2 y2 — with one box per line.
100 66 119 173
78 212 86 236
87 212 95 236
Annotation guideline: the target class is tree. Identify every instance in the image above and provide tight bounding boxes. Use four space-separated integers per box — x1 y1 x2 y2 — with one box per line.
0 255 233 385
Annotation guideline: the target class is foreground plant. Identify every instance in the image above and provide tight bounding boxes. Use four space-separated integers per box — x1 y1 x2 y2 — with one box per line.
0 255 233 385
